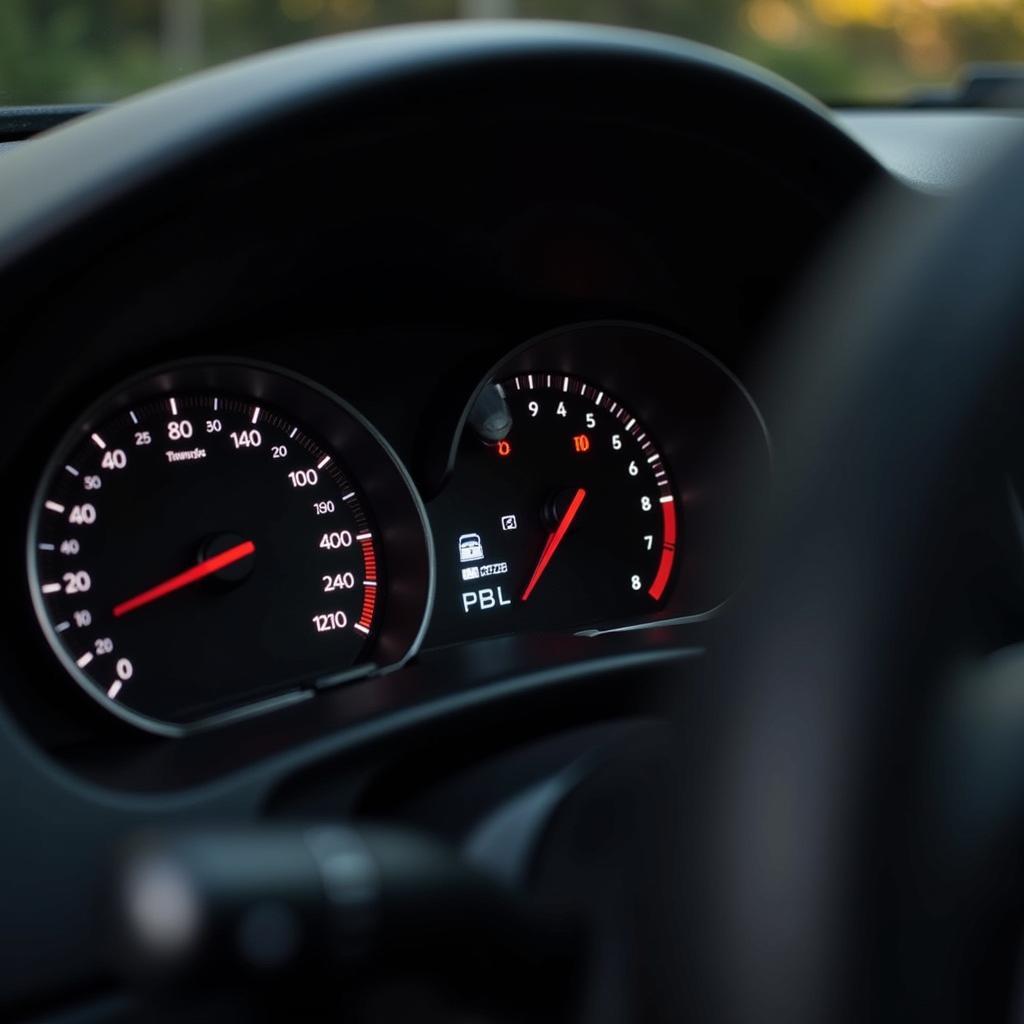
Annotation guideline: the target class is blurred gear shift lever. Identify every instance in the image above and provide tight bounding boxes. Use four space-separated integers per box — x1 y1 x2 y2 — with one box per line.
109 824 576 1001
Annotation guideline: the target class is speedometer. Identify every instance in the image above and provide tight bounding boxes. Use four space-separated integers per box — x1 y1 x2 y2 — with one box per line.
27 360 432 735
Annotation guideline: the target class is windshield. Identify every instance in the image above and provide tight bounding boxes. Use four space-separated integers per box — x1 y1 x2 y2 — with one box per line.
1 1 1022 106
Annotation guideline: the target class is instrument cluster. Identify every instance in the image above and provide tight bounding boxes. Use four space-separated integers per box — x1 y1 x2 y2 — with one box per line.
26 321 771 736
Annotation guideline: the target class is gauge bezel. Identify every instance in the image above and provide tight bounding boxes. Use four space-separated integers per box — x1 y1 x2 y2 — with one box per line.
429 369 682 645
26 357 435 737
425 320 772 639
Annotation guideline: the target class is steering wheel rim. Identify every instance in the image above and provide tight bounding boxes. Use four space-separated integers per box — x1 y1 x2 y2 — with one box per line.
4 21 1021 1020
676 132 1024 1023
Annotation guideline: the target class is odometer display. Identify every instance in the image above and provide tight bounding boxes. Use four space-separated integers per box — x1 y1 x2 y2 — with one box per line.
28 362 428 734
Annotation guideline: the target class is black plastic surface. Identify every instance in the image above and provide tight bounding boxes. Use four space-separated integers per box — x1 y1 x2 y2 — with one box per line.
0 21 892 1015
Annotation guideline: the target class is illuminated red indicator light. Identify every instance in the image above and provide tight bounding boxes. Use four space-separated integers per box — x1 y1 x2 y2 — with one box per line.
648 499 678 601
572 434 591 453
497 440 512 456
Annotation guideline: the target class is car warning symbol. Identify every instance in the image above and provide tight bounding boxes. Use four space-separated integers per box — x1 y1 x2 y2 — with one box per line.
458 533 485 563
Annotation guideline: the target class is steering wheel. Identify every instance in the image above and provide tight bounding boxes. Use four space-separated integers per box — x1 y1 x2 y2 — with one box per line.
675 134 1024 1023
4 22 1024 1023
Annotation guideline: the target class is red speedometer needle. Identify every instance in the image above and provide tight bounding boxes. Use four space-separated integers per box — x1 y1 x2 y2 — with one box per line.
521 487 586 602
112 540 255 618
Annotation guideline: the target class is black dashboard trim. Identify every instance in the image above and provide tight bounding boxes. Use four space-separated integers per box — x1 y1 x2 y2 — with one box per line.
0 105 96 142
0 22 882 276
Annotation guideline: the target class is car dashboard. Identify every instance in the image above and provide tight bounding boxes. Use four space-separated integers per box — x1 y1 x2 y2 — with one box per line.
1 22 1019 1017
25 316 769 735
1 36 847 787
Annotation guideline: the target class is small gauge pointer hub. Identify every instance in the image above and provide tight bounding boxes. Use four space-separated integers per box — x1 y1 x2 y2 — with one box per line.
469 383 513 443
201 532 256 585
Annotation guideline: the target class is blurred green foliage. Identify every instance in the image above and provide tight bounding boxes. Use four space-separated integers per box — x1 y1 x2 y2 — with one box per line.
0 0 1021 105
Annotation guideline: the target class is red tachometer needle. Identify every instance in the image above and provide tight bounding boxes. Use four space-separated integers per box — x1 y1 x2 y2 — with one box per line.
521 487 586 602
113 540 255 618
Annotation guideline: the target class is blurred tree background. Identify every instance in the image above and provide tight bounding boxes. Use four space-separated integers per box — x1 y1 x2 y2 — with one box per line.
0 0 1022 105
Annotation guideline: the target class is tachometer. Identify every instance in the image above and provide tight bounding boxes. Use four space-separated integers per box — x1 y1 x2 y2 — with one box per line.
429 372 677 640
27 361 432 735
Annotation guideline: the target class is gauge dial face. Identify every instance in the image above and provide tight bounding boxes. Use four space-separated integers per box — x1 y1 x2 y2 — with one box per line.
429 373 678 641
28 367 402 733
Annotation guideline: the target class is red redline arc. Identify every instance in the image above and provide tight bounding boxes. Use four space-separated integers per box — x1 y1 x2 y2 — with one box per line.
648 497 676 601
112 539 256 618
